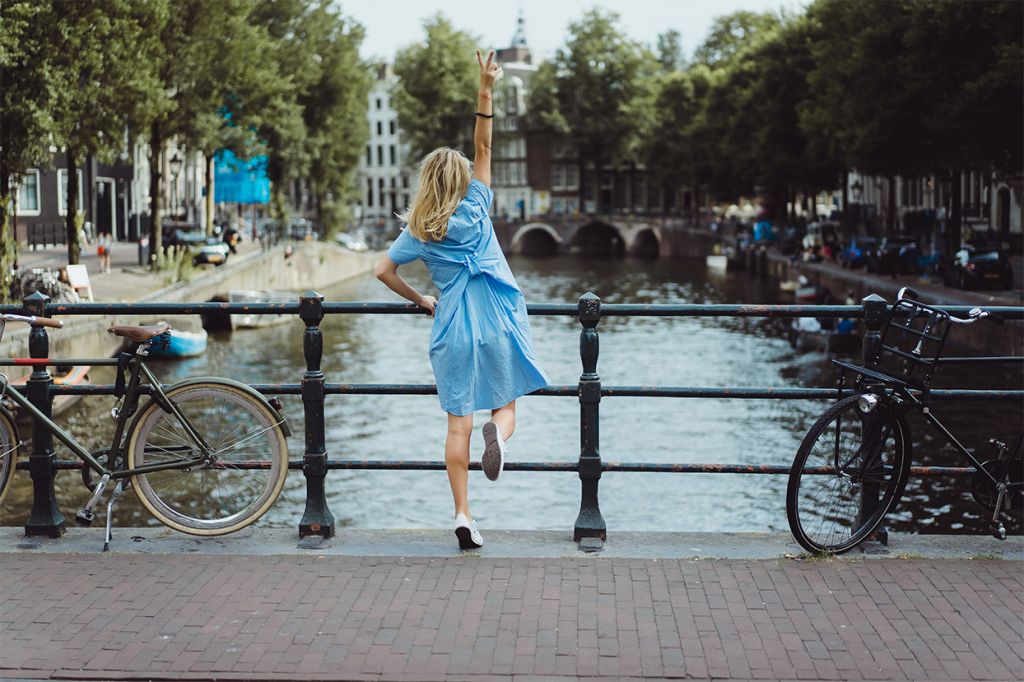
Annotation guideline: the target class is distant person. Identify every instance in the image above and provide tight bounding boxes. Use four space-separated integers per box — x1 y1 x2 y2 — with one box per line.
222 223 240 254
97 228 112 274
374 50 548 550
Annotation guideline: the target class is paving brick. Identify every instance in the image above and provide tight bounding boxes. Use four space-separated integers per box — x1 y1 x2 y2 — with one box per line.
1 554 1020 681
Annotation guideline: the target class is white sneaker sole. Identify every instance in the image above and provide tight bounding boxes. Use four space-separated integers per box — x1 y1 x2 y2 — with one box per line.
481 421 505 481
455 525 483 549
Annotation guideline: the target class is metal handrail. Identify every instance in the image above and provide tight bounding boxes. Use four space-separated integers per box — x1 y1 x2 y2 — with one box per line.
7 289 1023 544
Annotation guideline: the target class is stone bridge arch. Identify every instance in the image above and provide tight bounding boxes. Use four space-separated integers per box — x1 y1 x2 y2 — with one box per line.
566 219 662 257
509 223 562 255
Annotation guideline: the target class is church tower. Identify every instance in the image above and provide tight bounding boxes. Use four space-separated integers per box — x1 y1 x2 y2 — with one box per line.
497 9 531 64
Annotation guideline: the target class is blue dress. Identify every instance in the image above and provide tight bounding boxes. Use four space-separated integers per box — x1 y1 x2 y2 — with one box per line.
387 179 549 416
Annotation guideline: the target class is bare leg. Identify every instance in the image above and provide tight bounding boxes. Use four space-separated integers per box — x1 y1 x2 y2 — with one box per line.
490 400 516 441
445 413 474 519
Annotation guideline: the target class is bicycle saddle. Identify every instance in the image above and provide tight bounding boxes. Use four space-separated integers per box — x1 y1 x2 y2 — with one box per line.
107 323 169 342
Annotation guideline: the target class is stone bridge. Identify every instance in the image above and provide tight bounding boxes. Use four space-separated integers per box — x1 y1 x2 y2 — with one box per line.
492 214 695 258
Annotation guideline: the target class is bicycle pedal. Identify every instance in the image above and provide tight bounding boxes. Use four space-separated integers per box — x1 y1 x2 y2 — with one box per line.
75 509 95 526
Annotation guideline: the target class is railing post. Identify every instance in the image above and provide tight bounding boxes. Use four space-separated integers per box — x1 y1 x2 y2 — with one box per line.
574 291 606 544
298 291 334 538
23 292 65 537
859 293 888 545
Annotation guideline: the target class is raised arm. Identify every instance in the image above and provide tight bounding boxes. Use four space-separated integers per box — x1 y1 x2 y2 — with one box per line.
473 49 501 186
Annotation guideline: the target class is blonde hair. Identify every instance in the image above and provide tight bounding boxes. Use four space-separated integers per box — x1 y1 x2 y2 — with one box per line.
398 147 471 241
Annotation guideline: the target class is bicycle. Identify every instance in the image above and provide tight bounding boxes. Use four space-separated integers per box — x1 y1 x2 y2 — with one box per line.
0 315 290 550
786 287 1022 554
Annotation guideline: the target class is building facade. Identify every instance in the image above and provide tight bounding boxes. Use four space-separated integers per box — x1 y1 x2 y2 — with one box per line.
492 12 538 221
356 63 415 229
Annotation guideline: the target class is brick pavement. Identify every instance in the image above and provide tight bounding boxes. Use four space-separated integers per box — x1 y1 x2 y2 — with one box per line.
1 553 1021 681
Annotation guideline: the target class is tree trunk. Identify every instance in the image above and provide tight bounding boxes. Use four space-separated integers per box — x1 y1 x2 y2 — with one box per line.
66 149 81 265
887 174 897 233
948 168 962 258
840 171 849 242
205 153 215 234
577 149 585 216
148 119 162 269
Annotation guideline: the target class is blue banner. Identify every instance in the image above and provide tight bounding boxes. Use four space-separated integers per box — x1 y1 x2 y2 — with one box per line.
214 150 270 204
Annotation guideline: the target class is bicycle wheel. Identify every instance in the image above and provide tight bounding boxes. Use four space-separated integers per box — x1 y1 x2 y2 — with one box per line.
0 408 20 509
787 395 910 554
126 380 288 535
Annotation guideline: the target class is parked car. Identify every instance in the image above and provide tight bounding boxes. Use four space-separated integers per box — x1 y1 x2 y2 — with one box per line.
943 245 1014 290
163 221 231 266
802 221 839 250
837 237 878 270
335 232 368 252
867 236 919 275
778 225 806 256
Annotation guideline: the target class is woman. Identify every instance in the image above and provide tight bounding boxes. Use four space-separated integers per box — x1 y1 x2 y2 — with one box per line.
375 50 549 549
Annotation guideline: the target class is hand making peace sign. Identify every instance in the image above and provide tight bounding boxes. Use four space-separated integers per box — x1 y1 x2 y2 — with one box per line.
476 49 502 93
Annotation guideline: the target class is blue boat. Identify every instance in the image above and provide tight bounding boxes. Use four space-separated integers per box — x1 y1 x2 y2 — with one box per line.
147 328 208 359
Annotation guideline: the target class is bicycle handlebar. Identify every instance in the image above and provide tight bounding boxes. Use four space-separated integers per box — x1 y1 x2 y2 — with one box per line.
896 286 1004 326
0 314 63 329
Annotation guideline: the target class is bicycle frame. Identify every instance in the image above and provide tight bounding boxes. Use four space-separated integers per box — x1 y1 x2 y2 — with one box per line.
0 349 215 479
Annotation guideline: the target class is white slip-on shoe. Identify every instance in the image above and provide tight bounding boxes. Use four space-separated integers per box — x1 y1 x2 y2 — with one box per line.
454 513 483 549
481 421 506 481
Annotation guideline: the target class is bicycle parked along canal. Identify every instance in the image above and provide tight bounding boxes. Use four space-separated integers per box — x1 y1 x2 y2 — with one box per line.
787 287 1023 555
0 315 290 549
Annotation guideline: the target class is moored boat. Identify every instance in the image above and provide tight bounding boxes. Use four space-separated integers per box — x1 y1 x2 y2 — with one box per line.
10 364 91 420
146 328 208 359
228 289 293 330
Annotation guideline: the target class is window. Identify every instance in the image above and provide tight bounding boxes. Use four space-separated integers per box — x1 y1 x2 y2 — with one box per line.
389 120 396 135
367 177 373 207
14 170 41 215
57 169 85 216
389 176 395 188
377 145 383 166
366 145 372 166
402 175 408 188
389 145 396 165
376 121 383 136
552 165 566 191
403 193 409 207
565 165 579 191
376 98 382 110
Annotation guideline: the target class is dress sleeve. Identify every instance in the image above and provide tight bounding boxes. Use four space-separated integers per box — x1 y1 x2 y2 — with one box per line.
465 179 494 214
387 228 421 265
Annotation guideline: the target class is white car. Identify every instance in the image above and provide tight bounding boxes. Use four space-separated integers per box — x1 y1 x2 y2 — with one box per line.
335 232 368 252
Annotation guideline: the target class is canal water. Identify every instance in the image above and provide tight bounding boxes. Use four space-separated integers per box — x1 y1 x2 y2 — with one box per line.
1 255 1021 536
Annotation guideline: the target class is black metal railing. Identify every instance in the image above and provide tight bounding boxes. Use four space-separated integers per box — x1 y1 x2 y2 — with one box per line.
5 291 1023 545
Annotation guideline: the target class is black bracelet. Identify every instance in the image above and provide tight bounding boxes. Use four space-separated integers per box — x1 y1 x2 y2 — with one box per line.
474 112 494 118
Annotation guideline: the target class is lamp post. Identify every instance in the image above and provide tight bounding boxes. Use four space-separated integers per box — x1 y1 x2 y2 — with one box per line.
169 152 183 219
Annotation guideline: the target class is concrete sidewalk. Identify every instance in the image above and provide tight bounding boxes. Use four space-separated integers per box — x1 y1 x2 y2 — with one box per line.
2 530 1021 681
15 239 261 304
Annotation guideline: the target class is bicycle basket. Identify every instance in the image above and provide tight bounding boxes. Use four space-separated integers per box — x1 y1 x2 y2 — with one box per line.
870 298 951 388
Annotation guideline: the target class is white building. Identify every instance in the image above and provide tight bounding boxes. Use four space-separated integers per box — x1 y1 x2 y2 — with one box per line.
357 63 414 228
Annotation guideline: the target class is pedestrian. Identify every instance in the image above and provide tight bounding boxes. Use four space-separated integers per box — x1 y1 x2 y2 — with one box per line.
374 50 549 550
97 228 112 274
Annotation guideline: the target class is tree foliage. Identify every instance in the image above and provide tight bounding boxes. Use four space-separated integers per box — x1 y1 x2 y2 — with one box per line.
392 14 479 162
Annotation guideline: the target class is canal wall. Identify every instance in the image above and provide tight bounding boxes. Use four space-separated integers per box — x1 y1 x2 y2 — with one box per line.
662 225 1021 355
0 242 377 362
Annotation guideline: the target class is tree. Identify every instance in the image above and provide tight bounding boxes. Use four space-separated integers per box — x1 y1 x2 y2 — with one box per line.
656 29 685 71
526 9 650 211
0 1 54 298
46 0 165 265
693 11 780 69
392 14 479 161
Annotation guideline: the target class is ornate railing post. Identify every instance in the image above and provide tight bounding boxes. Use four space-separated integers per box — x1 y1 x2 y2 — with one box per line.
298 291 334 538
23 292 65 537
859 293 888 545
574 292 606 544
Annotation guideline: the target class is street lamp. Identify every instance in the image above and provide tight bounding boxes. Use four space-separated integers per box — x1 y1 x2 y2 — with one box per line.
169 152 183 218
851 179 863 203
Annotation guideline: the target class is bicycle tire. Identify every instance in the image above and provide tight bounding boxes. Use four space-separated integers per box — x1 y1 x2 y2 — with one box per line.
0 408 20 510
787 395 911 554
126 379 288 535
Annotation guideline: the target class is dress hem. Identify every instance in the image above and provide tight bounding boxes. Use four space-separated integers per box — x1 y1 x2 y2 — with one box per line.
440 376 550 417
